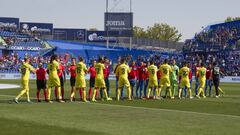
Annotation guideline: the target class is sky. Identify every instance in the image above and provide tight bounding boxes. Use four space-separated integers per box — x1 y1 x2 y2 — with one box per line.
0 0 240 41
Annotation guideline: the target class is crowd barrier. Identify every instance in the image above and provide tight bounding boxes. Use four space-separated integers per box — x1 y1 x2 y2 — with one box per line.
0 73 240 83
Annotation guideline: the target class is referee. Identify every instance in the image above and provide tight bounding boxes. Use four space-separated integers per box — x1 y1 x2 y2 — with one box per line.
212 62 224 98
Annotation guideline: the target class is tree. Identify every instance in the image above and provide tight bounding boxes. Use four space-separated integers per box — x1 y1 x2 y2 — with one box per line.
225 17 240 22
133 23 182 42
133 26 147 38
88 28 98 31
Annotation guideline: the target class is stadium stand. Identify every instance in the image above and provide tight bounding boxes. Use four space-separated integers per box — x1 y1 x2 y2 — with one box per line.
0 26 54 59
1 17 239 76
183 20 240 76
0 39 183 73
184 20 240 50
0 31 30 38
48 40 181 62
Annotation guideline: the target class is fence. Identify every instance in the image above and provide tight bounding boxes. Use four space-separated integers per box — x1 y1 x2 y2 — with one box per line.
43 35 184 52
114 37 184 52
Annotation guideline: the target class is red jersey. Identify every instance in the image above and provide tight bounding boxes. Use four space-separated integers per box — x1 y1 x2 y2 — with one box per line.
157 70 161 80
128 65 138 80
103 64 110 78
69 65 76 77
189 69 193 80
179 76 182 81
58 64 65 77
88 66 96 78
145 70 149 80
137 66 147 80
36 68 46 80
206 67 212 80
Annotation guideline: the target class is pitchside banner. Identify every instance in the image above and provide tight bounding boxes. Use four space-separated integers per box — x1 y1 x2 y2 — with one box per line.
20 22 53 35
87 31 118 42
0 17 19 29
53 28 86 41
104 12 133 37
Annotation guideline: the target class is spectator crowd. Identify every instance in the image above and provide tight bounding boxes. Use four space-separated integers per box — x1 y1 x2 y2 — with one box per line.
0 52 239 76
1 22 240 76
185 26 240 50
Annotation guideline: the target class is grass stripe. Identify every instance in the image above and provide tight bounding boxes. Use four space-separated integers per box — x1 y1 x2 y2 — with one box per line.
1 94 239 119
90 102 240 119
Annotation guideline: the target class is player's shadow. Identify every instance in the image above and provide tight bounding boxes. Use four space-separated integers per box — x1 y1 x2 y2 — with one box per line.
0 99 17 104
0 99 41 104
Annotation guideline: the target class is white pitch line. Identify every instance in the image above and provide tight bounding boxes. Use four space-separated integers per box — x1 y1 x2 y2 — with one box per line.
0 94 38 99
0 94 16 98
87 102 240 119
225 95 240 98
0 84 20 89
1 94 240 119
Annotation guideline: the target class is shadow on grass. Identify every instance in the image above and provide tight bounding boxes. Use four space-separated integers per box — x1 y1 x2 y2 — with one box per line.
0 117 109 135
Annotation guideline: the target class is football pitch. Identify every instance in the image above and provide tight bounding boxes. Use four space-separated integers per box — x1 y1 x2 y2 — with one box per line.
0 79 239 135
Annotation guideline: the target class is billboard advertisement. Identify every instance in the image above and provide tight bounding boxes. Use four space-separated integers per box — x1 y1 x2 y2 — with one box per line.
87 31 118 43
53 28 86 41
20 22 53 35
0 17 19 29
104 12 133 37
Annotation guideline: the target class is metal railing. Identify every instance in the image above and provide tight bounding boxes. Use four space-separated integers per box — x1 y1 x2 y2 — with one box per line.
118 37 184 52
43 35 184 52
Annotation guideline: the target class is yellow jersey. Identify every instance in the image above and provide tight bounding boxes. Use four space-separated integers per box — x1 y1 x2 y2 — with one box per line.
20 62 35 80
95 63 105 79
179 66 190 80
116 63 130 79
147 65 158 81
160 64 172 78
48 60 59 78
197 67 206 80
76 62 87 79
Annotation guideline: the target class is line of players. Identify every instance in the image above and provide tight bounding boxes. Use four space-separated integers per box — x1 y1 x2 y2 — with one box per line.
14 54 224 103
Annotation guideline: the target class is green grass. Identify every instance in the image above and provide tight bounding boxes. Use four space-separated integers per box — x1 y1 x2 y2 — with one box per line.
0 79 240 135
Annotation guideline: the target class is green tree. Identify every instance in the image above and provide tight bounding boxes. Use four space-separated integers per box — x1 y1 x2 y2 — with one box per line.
133 26 147 38
225 17 240 22
88 28 98 31
133 23 182 42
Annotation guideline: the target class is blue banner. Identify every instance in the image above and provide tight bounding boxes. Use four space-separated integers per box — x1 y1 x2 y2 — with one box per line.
0 17 19 29
53 28 86 41
87 31 118 42
104 12 133 37
20 22 53 34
